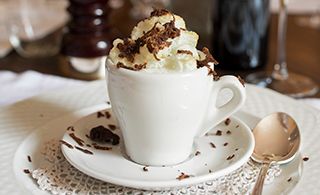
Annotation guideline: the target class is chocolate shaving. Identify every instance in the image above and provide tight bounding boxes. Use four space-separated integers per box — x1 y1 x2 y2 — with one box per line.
106 101 111 105
60 140 74 149
177 50 193 55
150 8 170 17
133 63 147 70
235 148 239 151
287 177 292 182
210 142 216 148
75 146 93 155
197 47 220 81
23 169 31 174
143 166 149 172
69 133 84 146
108 124 117 130
97 111 105 118
93 145 112 150
303 157 309 161
237 75 245 87
226 130 231 135
89 125 120 145
116 12 181 67
176 172 190 180
27 155 32 163
223 142 228 146
215 130 222 136
224 118 231 126
105 111 111 119
195 151 201 156
116 62 135 71
67 126 75 131
226 154 235 160
117 38 141 63
86 144 92 147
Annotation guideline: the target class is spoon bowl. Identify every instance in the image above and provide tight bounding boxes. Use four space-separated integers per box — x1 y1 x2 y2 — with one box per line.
251 112 300 195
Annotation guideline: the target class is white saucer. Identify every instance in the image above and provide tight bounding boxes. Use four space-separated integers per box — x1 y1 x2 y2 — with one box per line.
60 106 254 190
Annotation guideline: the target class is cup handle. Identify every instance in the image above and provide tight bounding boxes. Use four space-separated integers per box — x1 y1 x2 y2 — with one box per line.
197 75 246 137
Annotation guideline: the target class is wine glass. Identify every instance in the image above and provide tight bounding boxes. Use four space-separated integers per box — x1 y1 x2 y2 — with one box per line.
246 0 318 98
8 0 67 58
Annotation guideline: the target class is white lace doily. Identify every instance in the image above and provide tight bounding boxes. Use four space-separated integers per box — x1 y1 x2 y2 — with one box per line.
30 139 281 195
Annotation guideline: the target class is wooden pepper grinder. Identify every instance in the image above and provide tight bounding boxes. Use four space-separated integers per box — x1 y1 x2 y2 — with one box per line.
60 0 116 80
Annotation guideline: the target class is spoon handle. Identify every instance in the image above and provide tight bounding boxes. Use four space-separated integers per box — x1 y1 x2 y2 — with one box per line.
252 162 271 195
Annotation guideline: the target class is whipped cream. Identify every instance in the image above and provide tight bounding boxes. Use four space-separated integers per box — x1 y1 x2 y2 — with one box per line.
108 9 218 73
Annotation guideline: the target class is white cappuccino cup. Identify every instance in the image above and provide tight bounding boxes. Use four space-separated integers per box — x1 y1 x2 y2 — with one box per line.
106 60 246 166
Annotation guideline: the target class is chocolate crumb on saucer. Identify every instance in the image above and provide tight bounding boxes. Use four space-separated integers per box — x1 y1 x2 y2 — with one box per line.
89 125 120 145
27 155 32 162
69 133 85 146
75 146 93 155
226 154 235 160
176 172 190 180
106 101 111 105
108 124 117 130
226 130 231 135
210 142 216 148
97 111 105 118
215 130 222 136
235 148 239 151
195 151 201 156
303 157 309 161
237 75 245 87
235 125 239 128
143 166 149 172
67 126 75 131
287 177 292 182
93 145 112 150
23 169 31 174
60 140 74 149
224 118 231 126
223 142 228 146
105 111 111 119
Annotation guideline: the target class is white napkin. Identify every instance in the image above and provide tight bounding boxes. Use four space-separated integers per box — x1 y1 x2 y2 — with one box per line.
0 71 88 106
298 98 320 110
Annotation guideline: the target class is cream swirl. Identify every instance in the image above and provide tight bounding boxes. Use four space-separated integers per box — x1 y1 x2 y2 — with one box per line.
108 9 217 73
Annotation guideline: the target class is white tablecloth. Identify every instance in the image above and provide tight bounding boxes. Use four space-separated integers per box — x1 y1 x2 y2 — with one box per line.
0 70 319 111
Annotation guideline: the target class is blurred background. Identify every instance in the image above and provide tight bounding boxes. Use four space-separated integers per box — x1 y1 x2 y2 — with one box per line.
0 0 319 106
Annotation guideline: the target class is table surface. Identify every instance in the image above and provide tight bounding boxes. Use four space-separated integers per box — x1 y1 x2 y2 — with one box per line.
0 12 319 98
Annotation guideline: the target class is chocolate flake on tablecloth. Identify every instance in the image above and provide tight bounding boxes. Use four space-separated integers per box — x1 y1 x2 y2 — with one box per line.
176 172 190 180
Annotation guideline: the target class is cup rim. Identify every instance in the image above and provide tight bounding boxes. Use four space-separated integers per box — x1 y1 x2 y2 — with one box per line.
106 58 209 77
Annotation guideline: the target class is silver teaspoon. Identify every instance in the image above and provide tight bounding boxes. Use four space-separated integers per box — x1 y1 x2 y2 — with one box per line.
251 112 300 195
